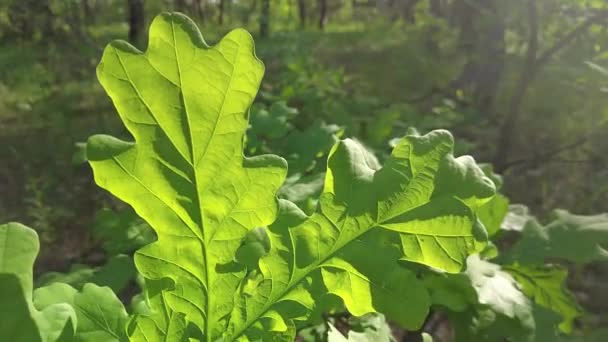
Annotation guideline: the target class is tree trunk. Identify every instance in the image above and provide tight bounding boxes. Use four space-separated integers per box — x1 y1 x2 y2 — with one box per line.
218 0 224 25
8 0 55 39
260 0 270 37
494 0 538 170
82 0 95 25
476 17 506 116
451 0 505 117
430 0 442 17
128 0 145 46
318 0 327 30
195 0 206 23
403 0 420 23
175 0 186 12
298 0 307 28
243 0 257 25
494 6 608 170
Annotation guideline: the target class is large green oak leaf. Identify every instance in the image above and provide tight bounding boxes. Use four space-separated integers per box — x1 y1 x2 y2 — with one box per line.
89 13 494 340
226 132 494 340
89 12 285 340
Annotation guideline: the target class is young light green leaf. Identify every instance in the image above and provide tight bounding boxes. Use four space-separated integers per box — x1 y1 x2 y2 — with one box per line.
0 222 76 342
504 264 582 333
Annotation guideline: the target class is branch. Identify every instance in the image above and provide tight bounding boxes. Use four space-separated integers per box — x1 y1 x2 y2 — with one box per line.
352 0 376 7
493 0 538 169
535 9 608 67
526 0 539 72
500 137 588 171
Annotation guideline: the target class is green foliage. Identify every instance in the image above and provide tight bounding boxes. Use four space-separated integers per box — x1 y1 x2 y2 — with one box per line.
0 222 75 342
85 13 492 340
504 264 582 333
326 313 394 342
246 100 343 175
421 203 608 341
92 208 154 256
503 210 608 265
90 12 283 340
33 283 129 342
424 255 536 341
247 101 298 150
36 255 136 294
0 222 128 342
501 204 533 232
278 172 325 215
1 8 607 342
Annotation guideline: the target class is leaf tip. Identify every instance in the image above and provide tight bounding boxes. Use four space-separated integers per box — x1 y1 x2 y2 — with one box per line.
86 134 134 162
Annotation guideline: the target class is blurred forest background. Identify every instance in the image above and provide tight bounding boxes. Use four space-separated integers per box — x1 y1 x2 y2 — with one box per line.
1 0 607 338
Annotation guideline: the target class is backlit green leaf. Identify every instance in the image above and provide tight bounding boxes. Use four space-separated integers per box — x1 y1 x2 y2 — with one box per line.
89 12 285 340
504 264 582 333
89 13 493 340
227 132 492 339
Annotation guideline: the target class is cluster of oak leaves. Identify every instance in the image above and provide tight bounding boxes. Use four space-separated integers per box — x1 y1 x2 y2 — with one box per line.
1 13 607 342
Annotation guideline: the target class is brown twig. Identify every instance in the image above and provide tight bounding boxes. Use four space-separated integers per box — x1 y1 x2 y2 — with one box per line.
494 5 608 171
499 124 605 171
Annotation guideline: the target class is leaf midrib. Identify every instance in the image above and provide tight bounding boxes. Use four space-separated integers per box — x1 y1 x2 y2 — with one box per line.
228 201 432 340
228 148 470 339
167 19 212 342
166 21 244 341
